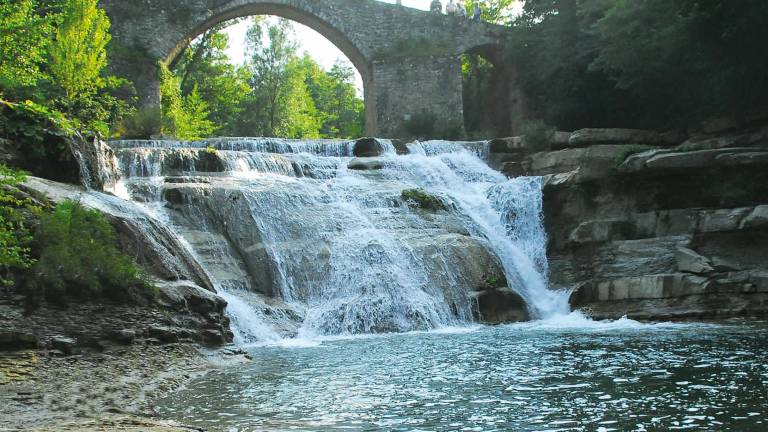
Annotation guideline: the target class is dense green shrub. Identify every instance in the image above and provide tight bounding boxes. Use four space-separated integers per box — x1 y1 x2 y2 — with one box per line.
26 200 153 303
0 164 38 287
509 0 768 130
402 189 446 212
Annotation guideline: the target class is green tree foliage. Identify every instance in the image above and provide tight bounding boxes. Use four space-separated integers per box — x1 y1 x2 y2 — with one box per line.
0 164 37 287
49 0 110 100
509 0 768 130
465 0 518 24
175 18 365 139
27 199 152 303
174 26 251 136
0 0 134 144
0 0 54 92
159 63 216 140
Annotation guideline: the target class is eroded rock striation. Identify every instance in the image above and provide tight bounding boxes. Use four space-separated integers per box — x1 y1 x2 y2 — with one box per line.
489 126 768 319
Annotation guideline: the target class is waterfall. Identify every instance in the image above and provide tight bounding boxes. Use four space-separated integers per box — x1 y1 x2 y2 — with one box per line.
108 137 570 341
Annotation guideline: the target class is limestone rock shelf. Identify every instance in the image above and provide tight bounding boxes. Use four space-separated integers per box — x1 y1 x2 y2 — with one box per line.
489 126 768 320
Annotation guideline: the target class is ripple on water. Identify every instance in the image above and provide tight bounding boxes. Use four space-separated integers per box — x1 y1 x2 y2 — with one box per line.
157 321 768 431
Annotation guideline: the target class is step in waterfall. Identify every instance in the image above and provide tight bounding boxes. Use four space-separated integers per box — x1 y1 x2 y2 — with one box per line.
103 137 570 342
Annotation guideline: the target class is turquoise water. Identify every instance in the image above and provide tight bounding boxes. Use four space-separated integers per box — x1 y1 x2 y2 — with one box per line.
157 316 768 431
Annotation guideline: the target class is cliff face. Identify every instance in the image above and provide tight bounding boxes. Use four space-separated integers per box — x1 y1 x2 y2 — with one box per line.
490 126 768 320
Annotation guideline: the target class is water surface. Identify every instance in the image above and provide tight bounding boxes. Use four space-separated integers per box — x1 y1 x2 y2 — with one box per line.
158 316 768 431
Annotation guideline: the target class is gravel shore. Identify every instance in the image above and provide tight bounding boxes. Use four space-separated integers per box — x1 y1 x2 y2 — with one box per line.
0 343 245 431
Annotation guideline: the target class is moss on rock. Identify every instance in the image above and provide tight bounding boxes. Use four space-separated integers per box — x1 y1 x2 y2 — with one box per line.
401 188 446 211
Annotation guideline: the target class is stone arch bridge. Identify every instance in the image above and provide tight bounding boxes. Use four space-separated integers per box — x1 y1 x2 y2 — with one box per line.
101 0 519 137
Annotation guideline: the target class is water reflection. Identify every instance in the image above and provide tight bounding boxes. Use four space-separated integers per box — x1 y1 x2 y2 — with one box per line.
158 319 768 431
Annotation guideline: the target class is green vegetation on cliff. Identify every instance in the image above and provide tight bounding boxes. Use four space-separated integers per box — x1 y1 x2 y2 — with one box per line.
0 164 37 287
26 200 152 304
0 0 134 173
508 0 768 130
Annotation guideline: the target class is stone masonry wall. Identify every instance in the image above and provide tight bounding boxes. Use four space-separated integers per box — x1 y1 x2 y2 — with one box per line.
100 0 510 136
372 55 465 137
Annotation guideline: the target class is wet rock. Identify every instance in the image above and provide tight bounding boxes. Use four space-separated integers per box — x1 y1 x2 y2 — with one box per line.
487 137 525 153
569 128 684 147
200 329 226 347
50 336 77 356
676 248 715 274
157 281 226 315
473 287 529 324
619 148 768 173
147 326 183 343
741 205 768 229
568 220 633 244
528 145 634 182
353 138 385 157
113 329 136 345
681 126 768 149
348 158 386 171
0 330 38 350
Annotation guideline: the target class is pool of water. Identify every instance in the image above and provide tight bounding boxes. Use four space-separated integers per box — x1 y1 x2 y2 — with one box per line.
157 315 768 431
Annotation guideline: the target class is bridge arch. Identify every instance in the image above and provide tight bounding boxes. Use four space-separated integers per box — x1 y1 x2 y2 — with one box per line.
102 0 512 137
165 2 376 133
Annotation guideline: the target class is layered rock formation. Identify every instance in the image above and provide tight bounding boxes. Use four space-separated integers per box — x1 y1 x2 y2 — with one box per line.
0 177 233 353
489 126 768 319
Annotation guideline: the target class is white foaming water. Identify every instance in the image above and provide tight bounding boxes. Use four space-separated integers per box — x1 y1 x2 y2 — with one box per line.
109 137 573 343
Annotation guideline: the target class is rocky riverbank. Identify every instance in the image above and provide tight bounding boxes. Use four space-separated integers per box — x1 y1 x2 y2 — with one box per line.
489 124 768 320
0 339 250 431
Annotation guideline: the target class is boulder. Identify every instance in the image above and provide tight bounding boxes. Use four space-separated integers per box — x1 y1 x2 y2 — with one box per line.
353 138 386 157
147 326 184 343
699 208 752 233
112 329 136 345
741 205 768 229
348 158 386 171
675 247 715 274
680 127 768 149
568 219 633 244
472 287 530 324
50 336 77 355
487 137 525 153
569 128 685 147
157 281 227 316
620 148 768 173
500 161 527 178
528 145 633 181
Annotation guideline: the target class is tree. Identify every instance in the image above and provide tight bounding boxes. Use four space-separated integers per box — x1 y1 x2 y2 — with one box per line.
245 18 299 136
464 0 517 24
49 0 111 101
0 0 54 93
174 24 251 136
159 63 215 140
590 0 768 126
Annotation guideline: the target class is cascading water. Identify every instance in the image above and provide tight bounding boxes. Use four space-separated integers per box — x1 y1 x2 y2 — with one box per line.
108 137 570 342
